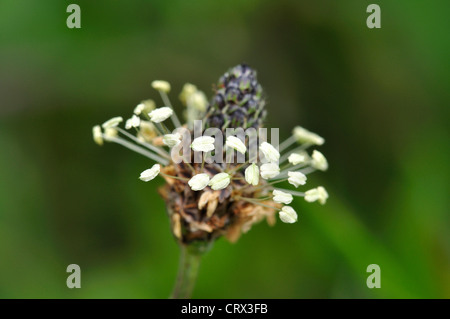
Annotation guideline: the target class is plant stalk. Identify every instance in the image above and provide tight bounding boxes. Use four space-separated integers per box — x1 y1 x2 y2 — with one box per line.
170 243 205 299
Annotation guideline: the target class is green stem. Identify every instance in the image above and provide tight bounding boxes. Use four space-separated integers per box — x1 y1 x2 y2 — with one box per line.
170 243 206 299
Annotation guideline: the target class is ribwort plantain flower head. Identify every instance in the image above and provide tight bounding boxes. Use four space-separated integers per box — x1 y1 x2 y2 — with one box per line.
92 64 329 246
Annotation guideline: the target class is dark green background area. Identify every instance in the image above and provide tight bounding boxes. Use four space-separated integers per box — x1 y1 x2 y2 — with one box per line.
0 0 449 298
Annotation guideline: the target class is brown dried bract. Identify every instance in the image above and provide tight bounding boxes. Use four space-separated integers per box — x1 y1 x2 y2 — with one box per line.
159 162 278 245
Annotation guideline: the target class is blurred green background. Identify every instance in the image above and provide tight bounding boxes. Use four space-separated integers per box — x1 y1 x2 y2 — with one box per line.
0 0 449 298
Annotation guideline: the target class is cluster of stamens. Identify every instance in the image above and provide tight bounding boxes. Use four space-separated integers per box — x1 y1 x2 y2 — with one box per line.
93 75 328 244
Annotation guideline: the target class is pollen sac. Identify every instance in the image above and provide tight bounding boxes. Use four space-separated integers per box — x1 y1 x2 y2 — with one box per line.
205 64 267 130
